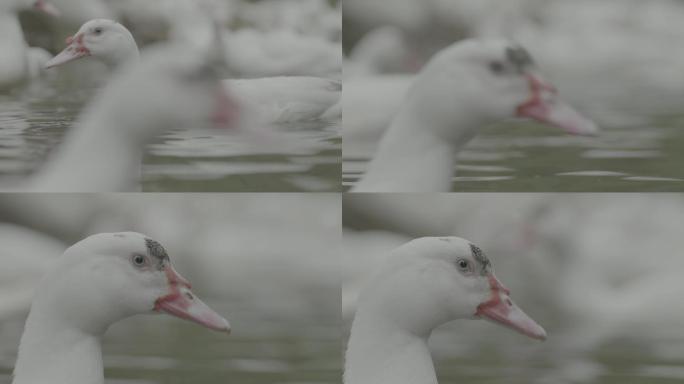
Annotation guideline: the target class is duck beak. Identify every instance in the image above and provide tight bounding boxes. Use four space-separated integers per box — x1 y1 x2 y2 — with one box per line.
154 264 231 334
475 274 547 341
44 34 90 69
516 73 599 136
34 0 60 17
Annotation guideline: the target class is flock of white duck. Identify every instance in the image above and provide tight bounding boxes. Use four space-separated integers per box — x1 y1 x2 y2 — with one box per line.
0 0 341 191
2 1 683 383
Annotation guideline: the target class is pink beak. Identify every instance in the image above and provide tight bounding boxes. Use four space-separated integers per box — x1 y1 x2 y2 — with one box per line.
516 74 599 136
44 34 91 69
34 0 60 17
475 274 547 341
154 264 231 334
212 85 240 128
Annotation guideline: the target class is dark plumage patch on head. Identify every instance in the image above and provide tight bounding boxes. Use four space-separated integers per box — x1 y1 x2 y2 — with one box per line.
506 45 534 72
145 238 169 269
469 243 491 274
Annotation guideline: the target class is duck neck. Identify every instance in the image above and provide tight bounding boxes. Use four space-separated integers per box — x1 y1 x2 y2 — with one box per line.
107 42 140 70
354 107 476 192
13 301 104 384
30 102 144 192
0 12 28 87
345 305 437 384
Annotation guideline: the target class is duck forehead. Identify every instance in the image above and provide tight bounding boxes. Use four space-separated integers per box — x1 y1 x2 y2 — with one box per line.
83 19 111 29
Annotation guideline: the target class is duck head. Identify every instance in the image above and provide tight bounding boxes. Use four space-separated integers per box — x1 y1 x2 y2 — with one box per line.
366 237 546 340
42 232 230 335
45 19 138 69
407 39 598 143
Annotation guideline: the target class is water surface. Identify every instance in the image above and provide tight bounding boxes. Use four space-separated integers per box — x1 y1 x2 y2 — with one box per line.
343 115 684 192
0 84 341 192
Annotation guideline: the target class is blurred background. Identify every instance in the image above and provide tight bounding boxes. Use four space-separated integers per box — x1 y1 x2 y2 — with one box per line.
343 0 684 191
1 0 341 192
344 194 684 383
0 193 341 383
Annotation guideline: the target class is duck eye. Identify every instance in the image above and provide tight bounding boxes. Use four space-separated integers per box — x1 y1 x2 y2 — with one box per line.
489 61 505 74
94 27 103 35
131 254 147 267
456 258 471 272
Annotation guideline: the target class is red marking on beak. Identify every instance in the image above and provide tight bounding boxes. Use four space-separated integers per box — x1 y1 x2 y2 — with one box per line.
45 33 91 69
154 265 230 333
164 263 191 288
515 73 599 136
516 74 558 119
475 274 547 340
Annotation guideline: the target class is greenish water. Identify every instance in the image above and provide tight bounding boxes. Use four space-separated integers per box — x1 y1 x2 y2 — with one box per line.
340 323 684 384
433 343 684 384
0 301 341 384
343 115 684 192
0 86 341 192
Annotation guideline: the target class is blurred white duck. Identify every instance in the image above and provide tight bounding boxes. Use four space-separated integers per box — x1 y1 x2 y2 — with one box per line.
218 27 341 79
351 39 598 192
2 40 236 192
48 0 112 27
11 232 230 384
345 26 421 78
46 19 341 124
237 0 342 42
0 0 59 89
344 237 546 384
0 224 65 320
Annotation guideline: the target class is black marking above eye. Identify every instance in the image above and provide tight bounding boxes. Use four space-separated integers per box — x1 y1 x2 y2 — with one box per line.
489 61 505 74
469 243 491 274
145 238 169 270
505 46 534 72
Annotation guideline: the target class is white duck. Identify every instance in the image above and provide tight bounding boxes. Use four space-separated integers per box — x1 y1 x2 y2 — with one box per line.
344 26 420 78
0 224 65 320
11 232 230 384
2 39 236 192
351 39 599 192
46 19 341 124
0 0 59 89
236 0 341 42
345 237 546 384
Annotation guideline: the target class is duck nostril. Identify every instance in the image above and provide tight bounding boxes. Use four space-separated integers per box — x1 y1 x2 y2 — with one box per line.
185 292 194 301
506 298 512 306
